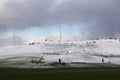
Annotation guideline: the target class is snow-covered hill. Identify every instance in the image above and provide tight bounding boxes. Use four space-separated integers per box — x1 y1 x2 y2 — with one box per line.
0 39 120 68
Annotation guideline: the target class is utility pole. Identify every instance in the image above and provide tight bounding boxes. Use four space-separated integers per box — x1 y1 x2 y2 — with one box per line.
59 26 61 42
13 27 16 46
59 26 62 63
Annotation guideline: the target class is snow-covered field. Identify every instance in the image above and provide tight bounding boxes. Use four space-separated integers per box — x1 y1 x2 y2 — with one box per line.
0 39 120 68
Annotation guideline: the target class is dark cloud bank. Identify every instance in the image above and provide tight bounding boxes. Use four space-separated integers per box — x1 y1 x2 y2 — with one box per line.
0 0 120 37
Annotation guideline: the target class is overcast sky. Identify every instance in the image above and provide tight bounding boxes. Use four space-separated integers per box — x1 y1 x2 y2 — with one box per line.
0 0 120 46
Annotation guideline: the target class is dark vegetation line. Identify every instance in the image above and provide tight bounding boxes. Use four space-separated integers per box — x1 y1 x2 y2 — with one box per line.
0 67 120 80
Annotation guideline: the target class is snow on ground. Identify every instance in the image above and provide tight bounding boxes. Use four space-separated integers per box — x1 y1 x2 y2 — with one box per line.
0 39 120 68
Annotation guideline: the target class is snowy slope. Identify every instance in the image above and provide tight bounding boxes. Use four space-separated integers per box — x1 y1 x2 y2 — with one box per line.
0 39 120 68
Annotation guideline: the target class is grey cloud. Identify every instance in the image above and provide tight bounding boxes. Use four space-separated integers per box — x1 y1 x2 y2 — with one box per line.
0 0 120 37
